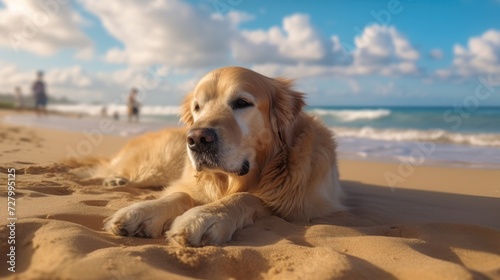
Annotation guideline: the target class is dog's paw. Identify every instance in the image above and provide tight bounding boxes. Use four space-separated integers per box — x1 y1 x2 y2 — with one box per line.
104 201 167 238
167 206 234 247
103 177 128 187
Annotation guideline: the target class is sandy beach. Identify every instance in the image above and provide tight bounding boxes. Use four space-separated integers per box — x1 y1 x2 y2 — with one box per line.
1 109 499 280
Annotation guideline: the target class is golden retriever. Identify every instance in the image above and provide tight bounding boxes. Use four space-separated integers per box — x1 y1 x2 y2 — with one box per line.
98 66 344 246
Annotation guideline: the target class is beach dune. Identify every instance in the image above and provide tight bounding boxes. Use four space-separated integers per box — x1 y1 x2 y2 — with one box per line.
0 111 499 279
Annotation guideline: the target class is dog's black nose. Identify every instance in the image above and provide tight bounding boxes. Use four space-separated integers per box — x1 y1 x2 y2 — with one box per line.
187 128 217 153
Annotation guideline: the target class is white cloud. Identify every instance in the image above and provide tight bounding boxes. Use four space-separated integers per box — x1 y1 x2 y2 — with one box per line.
433 29 500 82
46 66 94 88
351 25 419 74
452 29 500 76
75 47 94 60
330 35 352 65
0 0 92 58
249 24 420 78
81 0 235 67
233 14 327 64
278 14 326 61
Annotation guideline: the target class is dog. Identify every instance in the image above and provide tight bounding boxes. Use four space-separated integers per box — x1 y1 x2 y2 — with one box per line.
97 66 344 246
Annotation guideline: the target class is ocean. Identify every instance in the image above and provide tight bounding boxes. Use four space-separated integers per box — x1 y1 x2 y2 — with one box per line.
307 106 500 169
4 104 500 169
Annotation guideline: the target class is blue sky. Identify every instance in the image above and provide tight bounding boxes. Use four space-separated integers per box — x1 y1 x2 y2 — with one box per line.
1 0 500 106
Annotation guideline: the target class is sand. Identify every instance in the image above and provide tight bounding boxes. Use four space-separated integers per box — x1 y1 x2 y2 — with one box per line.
0 109 499 280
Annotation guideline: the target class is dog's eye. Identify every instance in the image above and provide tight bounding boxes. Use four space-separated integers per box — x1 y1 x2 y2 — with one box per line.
193 103 200 112
231 98 254 110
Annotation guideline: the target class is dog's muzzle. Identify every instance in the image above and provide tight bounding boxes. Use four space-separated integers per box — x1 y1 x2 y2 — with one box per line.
186 128 250 176
187 128 217 154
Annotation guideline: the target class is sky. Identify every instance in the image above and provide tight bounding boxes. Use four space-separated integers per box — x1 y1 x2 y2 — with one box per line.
0 0 500 106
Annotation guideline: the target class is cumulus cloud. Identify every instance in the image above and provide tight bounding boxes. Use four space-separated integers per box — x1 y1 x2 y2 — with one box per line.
249 24 420 78
233 14 328 64
433 29 500 82
46 66 94 88
79 0 422 77
276 14 327 61
452 29 500 76
81 0 235 67
350 25 419 75
0 0 92 58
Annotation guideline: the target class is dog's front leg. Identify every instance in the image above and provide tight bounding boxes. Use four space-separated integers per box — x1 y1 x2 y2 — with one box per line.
167 193 269 247
104 192 194 238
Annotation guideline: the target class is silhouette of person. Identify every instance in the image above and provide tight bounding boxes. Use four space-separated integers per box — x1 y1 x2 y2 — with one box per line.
101 106 108 118
14 87 24 110
32 71 48 116
127 88 140 122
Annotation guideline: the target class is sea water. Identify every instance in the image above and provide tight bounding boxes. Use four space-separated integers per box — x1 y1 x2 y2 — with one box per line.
308 106 500 168
4 104 500 169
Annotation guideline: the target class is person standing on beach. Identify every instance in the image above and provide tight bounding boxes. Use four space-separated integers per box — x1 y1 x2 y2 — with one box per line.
127 88 140 122
32 71 48 116
101 106 108 118
14 86 24 110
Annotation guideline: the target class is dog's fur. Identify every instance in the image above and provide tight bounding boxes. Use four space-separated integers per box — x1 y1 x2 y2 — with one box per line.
92 66 344 246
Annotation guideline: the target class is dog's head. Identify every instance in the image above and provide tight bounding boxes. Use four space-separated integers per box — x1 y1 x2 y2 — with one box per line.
180 66 305 176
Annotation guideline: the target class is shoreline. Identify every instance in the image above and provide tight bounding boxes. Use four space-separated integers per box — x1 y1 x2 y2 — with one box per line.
2 109 500 170
338 154 500 171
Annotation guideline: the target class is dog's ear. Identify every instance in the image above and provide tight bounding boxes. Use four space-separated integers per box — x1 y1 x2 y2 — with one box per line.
180 92 194 126
270 77 305 135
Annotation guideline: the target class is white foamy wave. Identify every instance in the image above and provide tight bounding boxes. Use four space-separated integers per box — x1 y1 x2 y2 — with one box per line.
333 127 500 147
309 109 391 122
48 104 180 116
140 106 180 116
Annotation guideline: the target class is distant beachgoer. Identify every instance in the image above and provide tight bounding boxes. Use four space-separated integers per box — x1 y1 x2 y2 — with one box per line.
14 87 24 110
101 106 108 118
113 111 120 120
32 71 48 116
127 88 140 122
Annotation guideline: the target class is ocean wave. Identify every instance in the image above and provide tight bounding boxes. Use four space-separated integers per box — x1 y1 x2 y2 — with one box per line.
48 104 180 116
140 106 180 116
333 127 500 147
309 109 391 122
